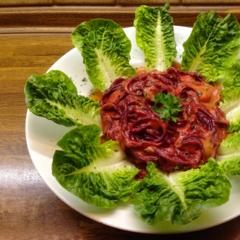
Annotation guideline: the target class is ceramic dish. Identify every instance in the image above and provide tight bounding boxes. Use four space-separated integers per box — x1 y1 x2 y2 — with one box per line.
25 26 240 233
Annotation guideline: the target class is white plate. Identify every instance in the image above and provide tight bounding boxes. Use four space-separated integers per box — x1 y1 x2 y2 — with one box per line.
25 26 240 234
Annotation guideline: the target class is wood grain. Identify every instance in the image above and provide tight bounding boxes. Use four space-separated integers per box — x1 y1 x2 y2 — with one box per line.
0 5 240 33
0 0 115 6
55 0 115 4
1 0 239 5
182 0 240 4
0 0 52 5
0 5 240 239
117 0 180 4
1 30 240 240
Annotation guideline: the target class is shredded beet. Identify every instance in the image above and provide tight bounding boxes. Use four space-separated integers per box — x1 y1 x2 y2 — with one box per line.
100 68 228 172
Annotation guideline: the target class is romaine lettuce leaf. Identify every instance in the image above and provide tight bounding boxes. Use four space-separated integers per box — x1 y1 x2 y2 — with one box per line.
221 87 240 114
218 131 240 155
218 155 240 176
226 106 240 132
24 70 100 126
220 61 240 131
182 12 240 82
72 19 135 91
218 132 240 175
52 125 139 208
134 4 176 71
222 61 240 89
221 61 240 113
134 159 231 224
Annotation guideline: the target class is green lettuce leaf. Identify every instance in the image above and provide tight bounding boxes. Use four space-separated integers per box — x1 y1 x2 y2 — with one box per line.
218 155 240 176
134 159 231 224
182 12 240 82
220 61 240 132
24 70 100 126
134 4 176 71
72 19 135 91
217 132 240 175
222 61 240 89
52 125 139 208
218 131 240 155
226 107 240 132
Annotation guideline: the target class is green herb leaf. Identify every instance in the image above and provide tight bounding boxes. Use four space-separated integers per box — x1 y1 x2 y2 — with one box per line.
153 92 181 122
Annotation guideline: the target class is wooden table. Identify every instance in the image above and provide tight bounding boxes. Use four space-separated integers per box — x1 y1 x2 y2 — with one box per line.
1 16 240 240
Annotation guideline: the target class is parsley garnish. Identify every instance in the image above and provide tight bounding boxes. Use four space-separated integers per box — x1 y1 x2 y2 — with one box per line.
153 92 181 122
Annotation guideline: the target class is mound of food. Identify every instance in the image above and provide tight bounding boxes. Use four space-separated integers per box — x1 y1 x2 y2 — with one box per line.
101 67 228 172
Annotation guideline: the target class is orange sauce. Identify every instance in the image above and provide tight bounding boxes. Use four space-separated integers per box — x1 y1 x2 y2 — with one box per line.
89 90 103 102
